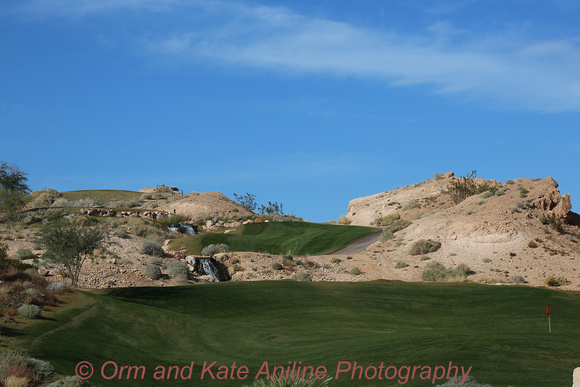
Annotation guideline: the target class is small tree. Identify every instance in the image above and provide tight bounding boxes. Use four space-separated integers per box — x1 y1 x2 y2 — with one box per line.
0 161 31 222
233 192 257 212
34 219 109 286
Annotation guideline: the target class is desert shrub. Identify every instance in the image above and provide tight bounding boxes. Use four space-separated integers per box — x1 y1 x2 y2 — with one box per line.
272 263 283 270
302 260 320 269
330 258 341 263
481 191 494 199
394 261 408 269
173 273 189 284
374 213 412 234
543 275 569 287
46 375 92 387
538 213 565 233
16 249 35 260
403 199 420 210
349 267 361 275
338 216 351 225
144 265 162 280
140 241 165 257
149 257 163 267
421 261 449 281
201 243 230 256
528 240 538 248
244 375 331 387
27 358 54 380
46 282 66 292
282 256 294 266
511 275 525 284
448 170 499 204
420 255 430 261
438 375 493 386
114 228 129 239
451 263 471 277
482 258 491 263
25 288 43 299
292 273 312 282
409 239 441 255
380 230 394 242
18 304 41 318
165 260 189 278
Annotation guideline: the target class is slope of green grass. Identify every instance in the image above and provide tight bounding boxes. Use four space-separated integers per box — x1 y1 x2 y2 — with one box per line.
61 190 143 203
169 222 378 256
17 281 580 386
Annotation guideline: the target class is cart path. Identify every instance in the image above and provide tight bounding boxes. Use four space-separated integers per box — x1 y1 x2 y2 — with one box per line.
328 229 382 255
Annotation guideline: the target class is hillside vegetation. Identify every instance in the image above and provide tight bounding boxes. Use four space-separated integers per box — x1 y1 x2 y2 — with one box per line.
18 281 580 386
169 222 378 256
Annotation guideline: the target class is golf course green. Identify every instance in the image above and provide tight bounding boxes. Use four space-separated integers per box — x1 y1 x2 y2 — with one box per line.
168 222 379 256
19 280 580 386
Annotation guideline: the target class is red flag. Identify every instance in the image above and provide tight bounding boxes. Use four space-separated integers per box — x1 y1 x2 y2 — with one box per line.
546 304 550 315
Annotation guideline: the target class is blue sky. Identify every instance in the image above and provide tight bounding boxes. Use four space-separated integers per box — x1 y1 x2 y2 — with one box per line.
1 0 579 222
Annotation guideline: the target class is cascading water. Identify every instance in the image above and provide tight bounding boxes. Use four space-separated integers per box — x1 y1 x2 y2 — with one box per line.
200 258 220 282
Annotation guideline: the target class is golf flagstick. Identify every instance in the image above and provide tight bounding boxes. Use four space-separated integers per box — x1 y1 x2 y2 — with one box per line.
546 304 551 333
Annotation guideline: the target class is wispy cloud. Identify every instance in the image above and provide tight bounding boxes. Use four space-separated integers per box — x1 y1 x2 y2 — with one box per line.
13 0 580 112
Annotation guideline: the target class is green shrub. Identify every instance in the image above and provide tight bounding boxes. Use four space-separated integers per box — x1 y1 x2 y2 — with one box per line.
482 258 491 263
409 239 441 255
511 275 525 284
303 260 320 269
330 258 341 263
292 273 312 282
481 191 494 199
350 267 361 275
149 257 163 266
166 260 189 278
16 249 35 259
420 255 430 261
144 265 162 280
18 304 41 318
272 263 283 270
201 243 230 256
374 213 412 234
395 261 408 269
140 240 165 257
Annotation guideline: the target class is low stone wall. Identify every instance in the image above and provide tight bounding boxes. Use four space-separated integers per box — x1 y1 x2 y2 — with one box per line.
80 208 168 220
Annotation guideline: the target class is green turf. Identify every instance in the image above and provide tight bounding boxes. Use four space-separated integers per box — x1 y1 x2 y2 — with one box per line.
17 281 580 386
61 190 143 203
168 222 378 256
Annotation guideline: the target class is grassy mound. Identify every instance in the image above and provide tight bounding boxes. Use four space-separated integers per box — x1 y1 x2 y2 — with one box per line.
61 190 143 203
16 281 580 386
169 222 378 256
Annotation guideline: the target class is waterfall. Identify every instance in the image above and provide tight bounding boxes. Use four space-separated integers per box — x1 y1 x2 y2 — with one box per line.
200 258 220 282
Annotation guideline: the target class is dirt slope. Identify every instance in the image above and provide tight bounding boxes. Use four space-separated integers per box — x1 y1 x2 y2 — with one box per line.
157 191 253 218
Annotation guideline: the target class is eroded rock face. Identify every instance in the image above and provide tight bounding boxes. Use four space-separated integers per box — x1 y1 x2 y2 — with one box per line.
553 193 572 218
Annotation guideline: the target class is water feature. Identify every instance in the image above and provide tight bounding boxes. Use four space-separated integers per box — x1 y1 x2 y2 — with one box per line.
199 258 220 282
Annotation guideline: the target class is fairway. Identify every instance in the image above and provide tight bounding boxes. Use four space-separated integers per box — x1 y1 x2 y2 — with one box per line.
169 222 379 256
19 281 580 386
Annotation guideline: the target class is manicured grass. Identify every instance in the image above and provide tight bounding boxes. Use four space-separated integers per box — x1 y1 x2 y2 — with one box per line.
61 190 143 202
17 281 580 386
169 222 378 256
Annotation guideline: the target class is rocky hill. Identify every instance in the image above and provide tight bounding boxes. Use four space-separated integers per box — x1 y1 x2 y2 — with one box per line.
157 191 253 218
337 172 579 287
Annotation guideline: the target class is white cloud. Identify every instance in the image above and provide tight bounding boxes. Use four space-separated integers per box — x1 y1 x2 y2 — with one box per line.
13 0 580 112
